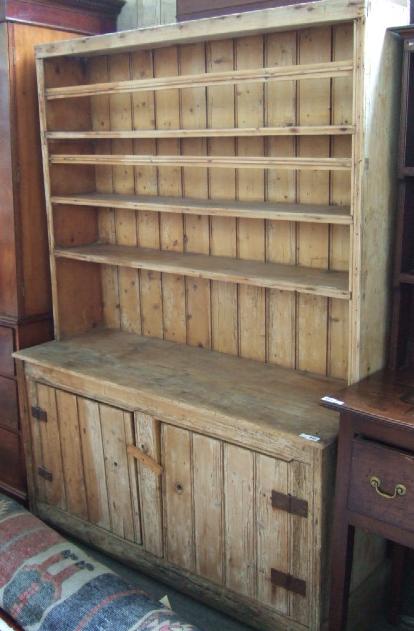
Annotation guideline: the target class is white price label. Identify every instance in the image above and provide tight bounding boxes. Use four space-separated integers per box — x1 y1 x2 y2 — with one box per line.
321 396 344 406
299 433 321 442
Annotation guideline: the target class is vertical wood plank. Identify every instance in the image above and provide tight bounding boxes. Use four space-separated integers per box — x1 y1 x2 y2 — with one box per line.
109 53 141 335
193 434 223 584
131 49 164 339
36 384 66 510
28 379 45 503
288 460 310 624
154 46 186 343
163 424 194 570
297 27 332 375
207 39 238 356
256 453 289 614
89 56 120 330
266 31 297 369
180 42 211 350
123 409 142 544
235 35 266 361
78 397 111 530
329 23 353 380
55 390 88 519
224 443 256 598
100 404 137 542
135 412 163 557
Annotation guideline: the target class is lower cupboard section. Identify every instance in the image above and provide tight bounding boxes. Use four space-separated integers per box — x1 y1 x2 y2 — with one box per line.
25 381 381 630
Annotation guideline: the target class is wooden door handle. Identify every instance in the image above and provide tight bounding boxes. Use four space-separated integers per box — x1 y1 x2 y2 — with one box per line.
127 444 163 476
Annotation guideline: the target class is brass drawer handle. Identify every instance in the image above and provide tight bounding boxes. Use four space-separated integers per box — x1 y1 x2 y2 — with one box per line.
369 476 407 500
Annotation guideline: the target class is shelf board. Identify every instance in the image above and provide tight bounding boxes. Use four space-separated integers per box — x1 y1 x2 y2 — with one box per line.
46 125 355 140
46 59 353 100
50 154 352 171
51 193 352 225
13 328 341 455
54 243 350 299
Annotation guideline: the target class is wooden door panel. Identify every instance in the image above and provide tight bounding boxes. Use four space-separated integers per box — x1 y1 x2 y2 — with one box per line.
161 423 310 618
256 454 289 614
78 397 111 530
35 383 66 510
54 389 88 520
100 403 141 544
288 461 310 624
0 376 18 431
163 424 194 570
134 412 163 557
29 383 143 545
0 327 15 376
224 443 256 598
193 434 224 585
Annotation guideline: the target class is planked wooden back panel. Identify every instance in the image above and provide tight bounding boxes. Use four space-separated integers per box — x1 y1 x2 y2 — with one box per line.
47 25 353 379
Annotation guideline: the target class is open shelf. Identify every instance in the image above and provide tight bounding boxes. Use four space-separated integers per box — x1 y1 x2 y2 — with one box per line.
46 125 355 139
54 243 350 299
51 193 352 224
50 154 352 171
45 59 353 100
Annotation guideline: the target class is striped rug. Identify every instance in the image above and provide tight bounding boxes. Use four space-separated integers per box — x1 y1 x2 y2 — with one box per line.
0 495 200 631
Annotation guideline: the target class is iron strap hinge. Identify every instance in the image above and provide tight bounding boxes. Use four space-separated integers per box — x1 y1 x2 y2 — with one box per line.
31 406 47 422
37 466 53 482
271 490 308 518
271 569 307 597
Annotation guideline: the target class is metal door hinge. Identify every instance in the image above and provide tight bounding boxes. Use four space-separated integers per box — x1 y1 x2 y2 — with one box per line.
31 406 47 422
271 569 306 597
37 466 53 482
271 490 308 518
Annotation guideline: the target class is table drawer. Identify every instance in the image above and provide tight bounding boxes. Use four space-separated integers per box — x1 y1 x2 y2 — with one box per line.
348 438 414 530
0 376 18 431
0 327 14 376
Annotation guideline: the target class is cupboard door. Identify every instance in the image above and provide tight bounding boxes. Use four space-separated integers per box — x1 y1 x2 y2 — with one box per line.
161 424 310 621
29 383 142 544
30 382 66 511
134 412 163 557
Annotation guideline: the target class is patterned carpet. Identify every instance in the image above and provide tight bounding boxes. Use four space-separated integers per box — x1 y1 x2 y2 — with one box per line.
76 540 414 631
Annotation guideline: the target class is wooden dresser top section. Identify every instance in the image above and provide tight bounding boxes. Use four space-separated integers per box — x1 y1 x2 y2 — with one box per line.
34 0 369 59
15 330 340 461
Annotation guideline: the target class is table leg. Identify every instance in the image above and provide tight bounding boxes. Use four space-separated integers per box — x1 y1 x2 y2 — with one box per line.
388 542 407 626
329 520 355 631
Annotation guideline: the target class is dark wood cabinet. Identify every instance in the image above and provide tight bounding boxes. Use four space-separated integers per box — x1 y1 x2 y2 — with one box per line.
0 0 123 501
390 26 414 370
176 0 316 21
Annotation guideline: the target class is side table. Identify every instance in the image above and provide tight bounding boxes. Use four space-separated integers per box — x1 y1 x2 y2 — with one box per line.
322 369 414 630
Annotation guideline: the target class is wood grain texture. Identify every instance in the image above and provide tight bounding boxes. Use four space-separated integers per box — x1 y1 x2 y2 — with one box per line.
35 383 66 510
46 60 354 100
51 192 351 223
100 404 140 542
163 424 194 570
55 389 88 519
193 434 223 584
54 243 349 299
224 444 255 598
135 412 163 556
15 328 340 460
36 1 366 59
78 397 111 530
